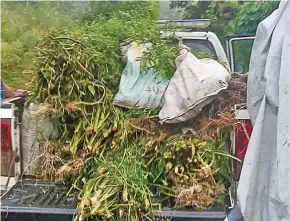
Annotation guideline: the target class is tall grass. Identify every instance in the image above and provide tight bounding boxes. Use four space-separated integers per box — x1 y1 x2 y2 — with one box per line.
1 1 83 90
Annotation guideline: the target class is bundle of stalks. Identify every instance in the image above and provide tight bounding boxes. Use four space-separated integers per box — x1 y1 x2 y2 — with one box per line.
190 77 247 142
175 181 225 208
202 77 247 118
127 117 174 138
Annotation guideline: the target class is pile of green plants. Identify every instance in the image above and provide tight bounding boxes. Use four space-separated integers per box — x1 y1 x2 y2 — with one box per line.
29 2 240 220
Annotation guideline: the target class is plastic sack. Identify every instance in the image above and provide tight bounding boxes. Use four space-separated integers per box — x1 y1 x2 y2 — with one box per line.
21 103 58 175
159 47 230 123
113 42 169 109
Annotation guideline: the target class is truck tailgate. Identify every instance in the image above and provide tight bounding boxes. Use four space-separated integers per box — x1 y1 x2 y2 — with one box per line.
1 180 229 221
1 180 76 221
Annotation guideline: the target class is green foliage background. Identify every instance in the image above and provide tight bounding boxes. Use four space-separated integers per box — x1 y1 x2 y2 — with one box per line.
1 1 83 90
170 0 279 35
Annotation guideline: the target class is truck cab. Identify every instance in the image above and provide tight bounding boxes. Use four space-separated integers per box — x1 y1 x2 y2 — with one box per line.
159 19 230 71
159 19 255 74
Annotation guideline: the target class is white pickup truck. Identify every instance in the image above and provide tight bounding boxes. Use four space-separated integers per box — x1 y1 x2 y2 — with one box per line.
0 19 254 221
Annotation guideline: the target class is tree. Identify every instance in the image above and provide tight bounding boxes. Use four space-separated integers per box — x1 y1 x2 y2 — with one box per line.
170 0 279 36
83 1 159 22
228 1 279 34
170 1 212 19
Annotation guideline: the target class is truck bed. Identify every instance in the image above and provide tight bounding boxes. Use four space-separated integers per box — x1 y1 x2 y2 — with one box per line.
1 180 229 221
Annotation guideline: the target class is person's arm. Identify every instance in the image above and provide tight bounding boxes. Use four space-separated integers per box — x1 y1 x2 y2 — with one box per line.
3 82 15 98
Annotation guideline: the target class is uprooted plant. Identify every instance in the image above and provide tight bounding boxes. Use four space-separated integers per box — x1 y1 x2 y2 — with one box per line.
144 131 233 209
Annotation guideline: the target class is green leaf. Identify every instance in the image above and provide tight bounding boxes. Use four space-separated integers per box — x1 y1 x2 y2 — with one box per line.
88 85 95 95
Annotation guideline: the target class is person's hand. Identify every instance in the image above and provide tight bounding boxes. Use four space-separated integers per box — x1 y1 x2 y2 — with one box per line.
14 90 28 98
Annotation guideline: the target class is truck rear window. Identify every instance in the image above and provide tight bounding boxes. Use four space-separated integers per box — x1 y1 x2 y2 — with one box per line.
182 39 217 57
